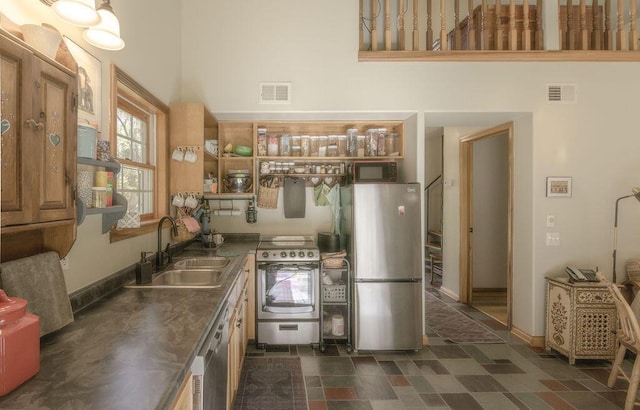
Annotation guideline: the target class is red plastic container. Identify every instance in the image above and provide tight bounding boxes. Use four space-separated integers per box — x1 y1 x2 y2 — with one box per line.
0 289 40 396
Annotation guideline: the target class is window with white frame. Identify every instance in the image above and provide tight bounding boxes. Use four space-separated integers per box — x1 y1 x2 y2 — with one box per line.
115 97 155 219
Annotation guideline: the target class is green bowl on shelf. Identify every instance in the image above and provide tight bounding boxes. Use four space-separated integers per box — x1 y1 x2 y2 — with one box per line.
234 145 253 156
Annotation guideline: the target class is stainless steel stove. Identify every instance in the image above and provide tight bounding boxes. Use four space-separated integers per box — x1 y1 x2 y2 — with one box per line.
255 235 320 347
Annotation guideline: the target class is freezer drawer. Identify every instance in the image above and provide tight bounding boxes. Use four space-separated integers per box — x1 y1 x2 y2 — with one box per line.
353 281 422 351
257 321 319 345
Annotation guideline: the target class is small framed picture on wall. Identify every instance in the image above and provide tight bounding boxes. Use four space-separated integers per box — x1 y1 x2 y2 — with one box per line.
546 177 572 197
63 36 101 130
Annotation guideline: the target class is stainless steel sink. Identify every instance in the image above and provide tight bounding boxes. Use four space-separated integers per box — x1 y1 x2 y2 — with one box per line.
173 257 230 270
126 268 228 289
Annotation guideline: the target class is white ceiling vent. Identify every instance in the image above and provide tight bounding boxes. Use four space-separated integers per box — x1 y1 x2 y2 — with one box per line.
547 84 577 104
259 82 292 104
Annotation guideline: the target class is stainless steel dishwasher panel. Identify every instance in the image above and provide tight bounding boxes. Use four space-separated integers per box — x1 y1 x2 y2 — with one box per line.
192 303 230 410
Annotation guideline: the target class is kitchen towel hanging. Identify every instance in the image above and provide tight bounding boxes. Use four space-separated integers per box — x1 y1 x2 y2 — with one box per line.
0 251 74 337
283 177 306 218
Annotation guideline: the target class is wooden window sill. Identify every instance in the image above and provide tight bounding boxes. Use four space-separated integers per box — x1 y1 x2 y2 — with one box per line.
110 219 159 243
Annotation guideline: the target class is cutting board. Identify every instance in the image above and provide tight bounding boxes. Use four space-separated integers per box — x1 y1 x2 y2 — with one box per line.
283 177 306 218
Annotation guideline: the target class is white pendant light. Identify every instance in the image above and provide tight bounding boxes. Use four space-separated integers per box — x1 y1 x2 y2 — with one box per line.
52 0 101 27
83 0 125 50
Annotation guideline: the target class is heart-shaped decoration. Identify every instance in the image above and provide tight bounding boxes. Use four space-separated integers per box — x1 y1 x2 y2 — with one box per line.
324 177 334 185
311 177 320 185
49 133 61 146
1 119 10 135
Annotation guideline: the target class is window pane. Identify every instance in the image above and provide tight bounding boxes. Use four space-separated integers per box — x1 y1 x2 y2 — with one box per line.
133 117 145 142
116 109 130 137
118 164 153 215
132 141 144 163
117 138 132 160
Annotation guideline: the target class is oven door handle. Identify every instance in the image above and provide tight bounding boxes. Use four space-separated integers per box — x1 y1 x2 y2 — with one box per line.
258 263 318 271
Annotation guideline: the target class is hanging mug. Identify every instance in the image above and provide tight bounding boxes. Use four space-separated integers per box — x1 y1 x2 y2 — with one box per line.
184 193 199 209
172 146 185 161
184 147 198 163
172 192 185 207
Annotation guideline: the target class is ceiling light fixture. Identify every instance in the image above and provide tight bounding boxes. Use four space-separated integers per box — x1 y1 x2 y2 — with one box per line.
51 0 100 27
82 0 125 51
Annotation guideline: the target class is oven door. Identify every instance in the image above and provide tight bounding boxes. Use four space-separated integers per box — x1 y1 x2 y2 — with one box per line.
257 263 319 320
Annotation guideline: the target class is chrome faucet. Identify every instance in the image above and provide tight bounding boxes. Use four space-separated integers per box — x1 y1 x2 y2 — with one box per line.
156 216 179 270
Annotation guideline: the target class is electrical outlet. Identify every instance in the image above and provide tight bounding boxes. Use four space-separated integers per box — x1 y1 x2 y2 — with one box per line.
60 256 70 270
546 215 555 228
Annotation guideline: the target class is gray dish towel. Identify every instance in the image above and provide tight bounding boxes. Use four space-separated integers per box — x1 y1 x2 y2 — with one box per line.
0 251 74 336
283 177 306 218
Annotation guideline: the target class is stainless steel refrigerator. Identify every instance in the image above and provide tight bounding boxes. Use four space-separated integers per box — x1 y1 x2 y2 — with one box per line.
340 183 423 351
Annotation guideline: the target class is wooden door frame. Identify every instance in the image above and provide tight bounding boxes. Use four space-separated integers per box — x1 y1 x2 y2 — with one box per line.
459 122 514 328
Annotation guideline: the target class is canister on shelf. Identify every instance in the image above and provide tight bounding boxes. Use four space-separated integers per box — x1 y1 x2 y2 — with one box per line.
356 135 365 157
267 135 279 156
280 134 291 156
318 136 328 157
92 187 107 208
309 136 319 157
385 133 399 156
257 128 267 156
377 128 387 156
301 135 310 157
365 129 377 157
337 135 347 157
347 128 358 157
94 171 108 187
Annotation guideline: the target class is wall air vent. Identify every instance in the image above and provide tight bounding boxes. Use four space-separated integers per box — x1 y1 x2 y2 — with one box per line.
259 82 292 104
547 84 577 103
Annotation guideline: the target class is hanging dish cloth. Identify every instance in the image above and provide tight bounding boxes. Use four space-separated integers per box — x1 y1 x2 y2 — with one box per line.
325 183 341 233
314 182 332 206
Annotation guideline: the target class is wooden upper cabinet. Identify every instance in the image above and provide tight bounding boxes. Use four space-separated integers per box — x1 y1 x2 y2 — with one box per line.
35 58 76 223
1 37 33 226
0 31 77 262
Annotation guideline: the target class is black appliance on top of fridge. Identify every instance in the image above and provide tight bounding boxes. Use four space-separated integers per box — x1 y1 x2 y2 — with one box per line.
340 183 423 351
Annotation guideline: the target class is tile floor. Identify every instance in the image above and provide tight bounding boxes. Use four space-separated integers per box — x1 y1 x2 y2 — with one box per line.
245 285 635 409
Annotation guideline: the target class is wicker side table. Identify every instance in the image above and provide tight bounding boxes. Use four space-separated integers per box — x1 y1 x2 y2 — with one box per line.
545 276 617 364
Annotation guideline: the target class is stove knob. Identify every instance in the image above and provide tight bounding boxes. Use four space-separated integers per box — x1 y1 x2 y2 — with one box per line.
280 251 287 258
299 251 305 258
290 251 296 257
262 251 269 258
307 251 315 258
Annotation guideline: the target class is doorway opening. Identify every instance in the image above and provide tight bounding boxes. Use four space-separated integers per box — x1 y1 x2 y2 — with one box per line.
459 122 513 328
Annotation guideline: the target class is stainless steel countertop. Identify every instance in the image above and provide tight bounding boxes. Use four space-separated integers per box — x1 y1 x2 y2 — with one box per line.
0 240 258 410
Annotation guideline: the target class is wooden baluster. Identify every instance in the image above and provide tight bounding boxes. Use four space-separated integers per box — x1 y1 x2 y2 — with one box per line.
481 0 490 49
615 0 625 50
523 0 531 50
385 0 392 50
604 0 612 50
536 0 544 49
412 0 419 50
630 0 638 50
468 0 477 50
496 0 504 50
371 0 378 51
398 0 406 50
440 0 448 50
591 0 602 50
580 0 589 49
508 0 517 50
426 0 434 50
567 0 575 50
359 0 364 51
454 0 462 50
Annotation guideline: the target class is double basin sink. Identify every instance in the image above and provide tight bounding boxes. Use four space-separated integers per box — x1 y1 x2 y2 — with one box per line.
126 257 231 289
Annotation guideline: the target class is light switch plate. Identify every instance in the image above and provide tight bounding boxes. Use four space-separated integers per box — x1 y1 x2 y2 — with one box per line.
546 232 560 246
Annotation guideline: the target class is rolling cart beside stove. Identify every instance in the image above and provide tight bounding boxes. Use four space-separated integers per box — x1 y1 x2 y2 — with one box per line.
319 257 352 353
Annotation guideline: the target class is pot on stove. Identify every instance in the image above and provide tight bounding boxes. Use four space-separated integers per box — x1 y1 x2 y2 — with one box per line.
317 232 340 253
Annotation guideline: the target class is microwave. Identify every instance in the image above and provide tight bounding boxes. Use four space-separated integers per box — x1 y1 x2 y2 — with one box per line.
352 161 398 183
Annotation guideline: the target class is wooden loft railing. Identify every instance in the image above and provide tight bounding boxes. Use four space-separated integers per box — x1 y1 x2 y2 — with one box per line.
359 0 640 61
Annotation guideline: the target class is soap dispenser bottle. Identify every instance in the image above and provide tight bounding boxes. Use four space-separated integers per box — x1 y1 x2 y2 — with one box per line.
136 252 153 284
